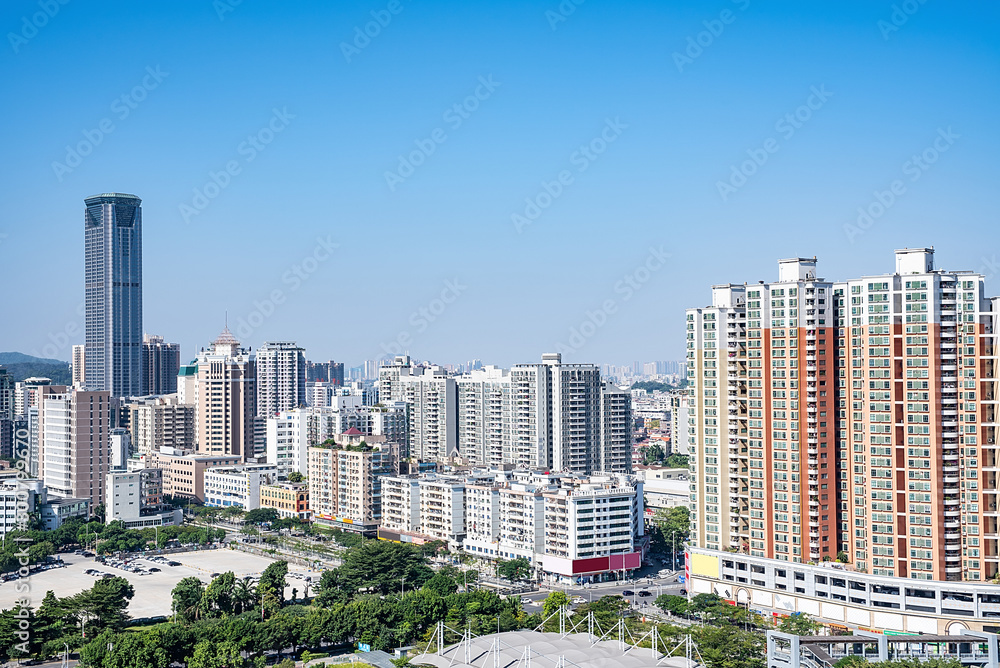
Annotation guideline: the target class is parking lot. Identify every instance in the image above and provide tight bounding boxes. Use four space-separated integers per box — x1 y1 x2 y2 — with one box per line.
0 549 323 618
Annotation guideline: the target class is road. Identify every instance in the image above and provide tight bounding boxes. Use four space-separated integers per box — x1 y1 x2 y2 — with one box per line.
516 565 686 612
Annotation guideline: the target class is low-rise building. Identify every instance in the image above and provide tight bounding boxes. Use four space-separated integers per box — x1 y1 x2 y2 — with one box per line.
106 468 182 529
41 495 89 530
260 481 310 520
149 447 242 501
204 463 278 509
0 478 44 537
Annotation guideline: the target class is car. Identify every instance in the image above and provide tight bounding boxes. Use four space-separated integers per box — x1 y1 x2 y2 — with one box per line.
572 596 586 604
521 597 534 605
148 567 161 572
679 589 687 596
167 561 181 567
638 590 652 597
622 590 635 596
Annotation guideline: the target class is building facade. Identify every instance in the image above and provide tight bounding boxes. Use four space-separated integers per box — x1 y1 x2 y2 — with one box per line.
686 249 1000 585
307 430 397 532
141 334 180 396
147 447 242 501
193 328 256 460
40 388 112 508
84 192 143 397
256 341 307 418
126 394 195 456
260 481 310 520
203 463 278 509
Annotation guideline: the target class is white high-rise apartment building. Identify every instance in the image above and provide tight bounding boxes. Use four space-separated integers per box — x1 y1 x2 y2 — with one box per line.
599 382 633 473
266 402 407 475
456 366 511 467
397 367 457 461
380 473 471 544
256 341 306 418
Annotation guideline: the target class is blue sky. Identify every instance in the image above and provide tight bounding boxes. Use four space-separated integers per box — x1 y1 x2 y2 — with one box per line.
1 0 998 369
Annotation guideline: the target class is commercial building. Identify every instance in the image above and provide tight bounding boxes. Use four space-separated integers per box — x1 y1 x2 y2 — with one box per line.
41 496 89 530
141 334 180 396
203 462 277 509
40 387 112 508
259 481 310 520
106 468 181 528
126 394 195 456
256 341 307 418
84 192 143 397
307 429 398 533
192 327 256 460
147 446 241 501
306 360 344 385
686 249 1000 589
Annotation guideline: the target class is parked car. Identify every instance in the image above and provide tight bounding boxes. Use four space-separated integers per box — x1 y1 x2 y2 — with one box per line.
572 596 586 604
148 567 161 572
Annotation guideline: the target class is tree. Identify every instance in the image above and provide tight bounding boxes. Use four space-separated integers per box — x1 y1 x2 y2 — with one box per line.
287 472 304 483
497 557 532 582
778 612 821 636
258 560 289 614
422 572 458 597
655 594 690 617
78 629 169 668
542 591 570 617
202 571 237 617
244 508 279 525
172 577 206 622
693 624 766 668
232 576 258 614
71 576 134 633
333 540 433 596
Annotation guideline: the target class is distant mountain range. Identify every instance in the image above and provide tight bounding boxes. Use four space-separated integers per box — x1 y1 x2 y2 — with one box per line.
0 352 72 385
0 352 67 366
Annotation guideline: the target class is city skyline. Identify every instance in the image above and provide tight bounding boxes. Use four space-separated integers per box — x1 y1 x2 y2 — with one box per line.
2 1 997 367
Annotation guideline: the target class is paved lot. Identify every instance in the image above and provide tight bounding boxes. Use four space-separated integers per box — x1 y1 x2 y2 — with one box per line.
0 549 322 618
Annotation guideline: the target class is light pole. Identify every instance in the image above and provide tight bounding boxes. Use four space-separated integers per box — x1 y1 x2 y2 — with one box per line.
672 531 677 570
401 575 405 598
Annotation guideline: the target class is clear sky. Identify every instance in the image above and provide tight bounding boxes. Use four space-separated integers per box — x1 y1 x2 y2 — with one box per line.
2 0 998 369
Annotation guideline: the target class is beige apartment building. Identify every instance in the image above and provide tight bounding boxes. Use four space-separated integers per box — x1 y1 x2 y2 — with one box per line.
126 394 195 456
687 249 999 584
307 429 398 534
190 327 256 460
260 481 310 520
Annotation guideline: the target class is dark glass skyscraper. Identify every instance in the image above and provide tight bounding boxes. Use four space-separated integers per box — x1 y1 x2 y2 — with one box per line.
84 193 143 397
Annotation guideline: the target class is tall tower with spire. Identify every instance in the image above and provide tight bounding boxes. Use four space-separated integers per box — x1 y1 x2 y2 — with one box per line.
192 326 256 460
